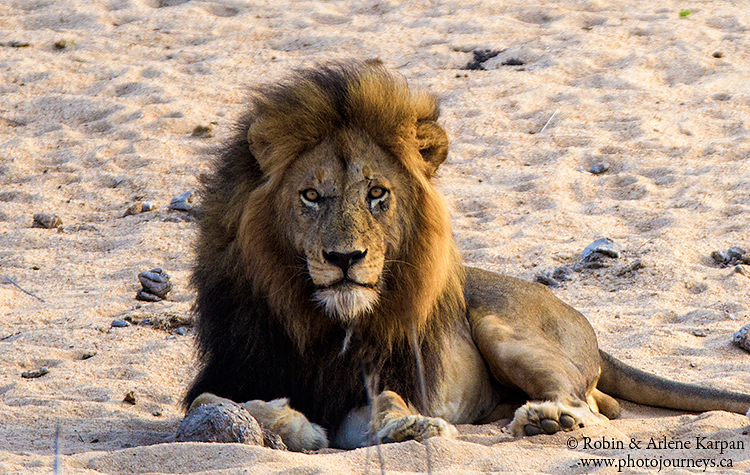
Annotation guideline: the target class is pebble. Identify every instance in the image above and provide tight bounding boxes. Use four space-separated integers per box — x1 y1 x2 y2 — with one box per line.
177 402 264 445
169 191 194 211
32 213 63 229
123 390 136 405
576 238 622 270
21 367 49 379
136 268 172 301
123 201 155 217
111 319 130 328
733 324 750 353
711 247 749 268
589 162 609 175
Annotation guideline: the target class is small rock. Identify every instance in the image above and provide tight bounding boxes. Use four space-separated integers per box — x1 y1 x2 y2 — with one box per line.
582 238 621 260
32 213 63 229
733 324 750 352
21 367 49 379
713 51 723 58
124 202 155 217
692 329 708 337
136 289 162 302
80 351 96 360
137 268 172 301
576 238 622 270
711 247 749 268
54 39 67 50
152 409 162 417
175 327 187 336
111 319 130 328
123 390 136 405
589 162 609 175
169 191 194 211
176 402 264 445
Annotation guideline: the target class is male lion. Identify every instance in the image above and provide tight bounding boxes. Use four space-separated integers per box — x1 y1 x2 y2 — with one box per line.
185 61 750 451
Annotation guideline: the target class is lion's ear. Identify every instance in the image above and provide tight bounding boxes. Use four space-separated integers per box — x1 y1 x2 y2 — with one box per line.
416 121 449 177
247 121 271 169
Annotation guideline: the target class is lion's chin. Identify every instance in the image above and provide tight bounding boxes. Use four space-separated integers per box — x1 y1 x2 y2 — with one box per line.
313 283 379 322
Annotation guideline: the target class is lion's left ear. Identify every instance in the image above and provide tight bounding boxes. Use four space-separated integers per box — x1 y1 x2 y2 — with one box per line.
416 120 449 177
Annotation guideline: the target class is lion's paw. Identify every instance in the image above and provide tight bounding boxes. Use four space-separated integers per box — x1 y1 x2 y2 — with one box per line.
243 398 328 452
507 401 608 437
377 414 458 443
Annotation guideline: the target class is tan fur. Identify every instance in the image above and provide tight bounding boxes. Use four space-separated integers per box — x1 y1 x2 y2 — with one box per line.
187 62 750 451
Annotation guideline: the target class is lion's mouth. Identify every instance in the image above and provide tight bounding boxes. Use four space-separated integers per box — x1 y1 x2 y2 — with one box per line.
313 279 379 322
317 278 377 291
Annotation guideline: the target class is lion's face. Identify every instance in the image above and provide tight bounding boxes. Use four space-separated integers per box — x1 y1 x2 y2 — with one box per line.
277 128 413 322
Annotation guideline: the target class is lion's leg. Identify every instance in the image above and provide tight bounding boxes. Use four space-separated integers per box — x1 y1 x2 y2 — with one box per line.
334 390 457 449
189 392 328 451
466 267 616 437
484 343 609 437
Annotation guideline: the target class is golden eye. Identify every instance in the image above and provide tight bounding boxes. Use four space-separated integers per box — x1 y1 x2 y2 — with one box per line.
301 188 321 203
368 186 387 200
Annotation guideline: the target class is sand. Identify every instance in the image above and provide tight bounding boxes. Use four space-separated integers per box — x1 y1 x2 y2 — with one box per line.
1 0 749 473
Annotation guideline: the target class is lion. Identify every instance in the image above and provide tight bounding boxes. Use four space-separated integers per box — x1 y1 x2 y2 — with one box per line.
184 61 750 451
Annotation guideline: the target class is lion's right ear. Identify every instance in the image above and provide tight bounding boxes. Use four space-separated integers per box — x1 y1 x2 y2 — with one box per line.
247 121 272 171
416 120 449 178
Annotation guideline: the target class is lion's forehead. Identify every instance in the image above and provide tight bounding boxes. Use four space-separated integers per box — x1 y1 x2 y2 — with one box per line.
288 129 402 192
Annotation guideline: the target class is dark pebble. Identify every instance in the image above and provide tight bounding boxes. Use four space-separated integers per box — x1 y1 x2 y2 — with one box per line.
123 390 136 405
111 319 130 328
137 268 172 298
169 191 194 211
733 324 750 352
582 238 621 260
576 238 622 271
32 213 63 229
589 162 609 175
21 367 49 379
136 290 162 302
711 247 749 268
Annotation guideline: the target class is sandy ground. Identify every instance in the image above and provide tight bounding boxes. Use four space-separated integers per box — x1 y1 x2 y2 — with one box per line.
1 0 749 473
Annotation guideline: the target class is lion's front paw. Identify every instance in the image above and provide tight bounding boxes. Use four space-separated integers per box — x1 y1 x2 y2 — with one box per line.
377 414 458 443
508 401 608 437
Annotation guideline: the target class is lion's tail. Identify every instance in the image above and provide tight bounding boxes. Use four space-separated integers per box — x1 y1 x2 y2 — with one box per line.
597 350 750 417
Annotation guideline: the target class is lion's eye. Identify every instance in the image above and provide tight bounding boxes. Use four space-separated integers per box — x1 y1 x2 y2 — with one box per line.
301 188 321 203
367 187 387 200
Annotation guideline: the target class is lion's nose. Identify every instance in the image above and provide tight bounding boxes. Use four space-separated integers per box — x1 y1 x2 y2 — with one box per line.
323 250 367 276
